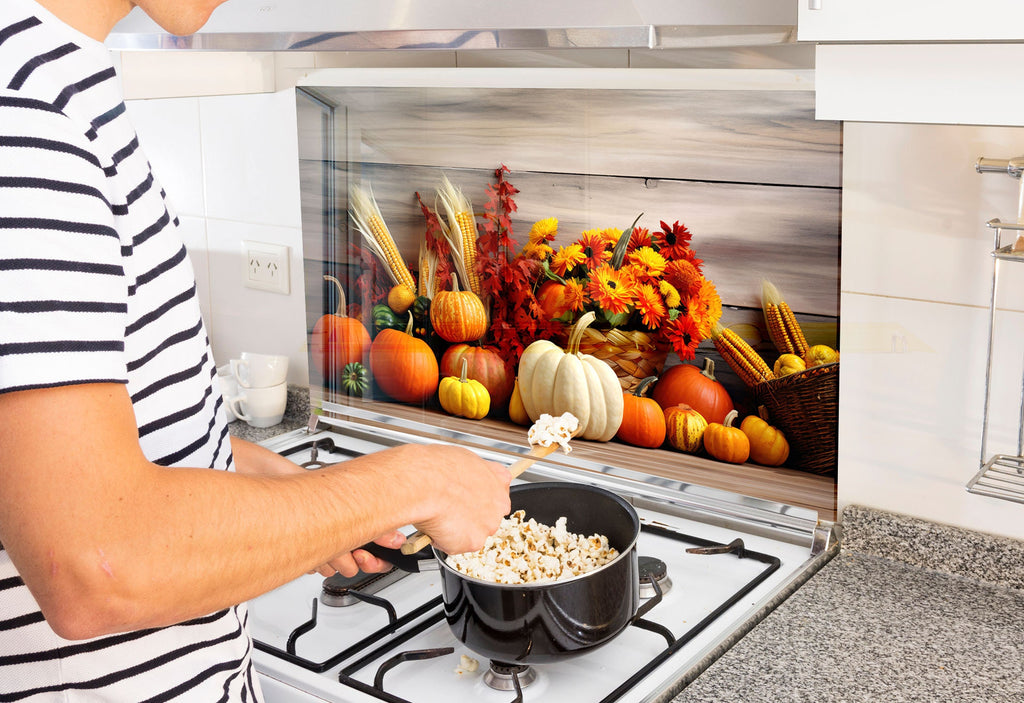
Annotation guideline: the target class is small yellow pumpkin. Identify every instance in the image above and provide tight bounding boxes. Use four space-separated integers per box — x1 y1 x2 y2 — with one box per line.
703 410 750 464
804 344 839 368
773 353 806 378
740 414 790 467
438 358 490 420
508 380 531 426
387 284 417 315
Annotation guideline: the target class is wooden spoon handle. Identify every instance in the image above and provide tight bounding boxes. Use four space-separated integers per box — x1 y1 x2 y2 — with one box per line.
398 443 560 555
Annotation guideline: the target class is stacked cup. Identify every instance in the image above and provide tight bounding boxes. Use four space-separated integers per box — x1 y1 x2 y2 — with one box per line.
223 352 289 428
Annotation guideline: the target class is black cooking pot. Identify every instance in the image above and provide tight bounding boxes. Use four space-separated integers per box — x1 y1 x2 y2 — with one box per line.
364 482 651 664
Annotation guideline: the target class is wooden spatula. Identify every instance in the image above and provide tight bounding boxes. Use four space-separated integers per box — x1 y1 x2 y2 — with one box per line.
399 442 560 555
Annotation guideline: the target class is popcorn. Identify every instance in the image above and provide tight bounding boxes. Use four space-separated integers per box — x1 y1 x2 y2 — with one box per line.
527 412 579 454
445 510 618 584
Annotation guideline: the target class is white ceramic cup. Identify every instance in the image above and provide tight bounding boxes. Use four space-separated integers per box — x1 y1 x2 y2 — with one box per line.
217 364 239 421
226 382 288 428
231 352 288 389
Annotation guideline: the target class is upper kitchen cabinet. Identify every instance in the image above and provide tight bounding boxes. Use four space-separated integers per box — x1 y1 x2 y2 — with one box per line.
799 2 1024 126
797 0 1024 42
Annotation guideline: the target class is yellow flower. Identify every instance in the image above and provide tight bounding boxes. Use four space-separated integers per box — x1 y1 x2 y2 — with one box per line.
520 242 553 261
551 243 586 277
528 217 558 244
600 228 623 245
659 280 681 308
626 246 667 283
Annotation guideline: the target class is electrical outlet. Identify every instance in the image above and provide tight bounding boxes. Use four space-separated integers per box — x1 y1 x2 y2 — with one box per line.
242 241 290 294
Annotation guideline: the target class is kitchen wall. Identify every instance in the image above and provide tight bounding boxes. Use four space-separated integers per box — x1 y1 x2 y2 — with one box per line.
116 48 1024 540
840 122 1024 540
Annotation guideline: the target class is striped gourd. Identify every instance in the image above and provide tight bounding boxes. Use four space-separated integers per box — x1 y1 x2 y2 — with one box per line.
435 174 481 296
761 279 809 357
349 184 417 294
711 322 775 388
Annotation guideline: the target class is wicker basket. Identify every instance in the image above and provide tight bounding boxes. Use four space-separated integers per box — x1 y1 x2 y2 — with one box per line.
556 326 670 392
753 361 839 475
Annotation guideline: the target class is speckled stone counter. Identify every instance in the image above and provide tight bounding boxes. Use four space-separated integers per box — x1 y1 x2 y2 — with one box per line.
227 384 310 443
672 506 1024 702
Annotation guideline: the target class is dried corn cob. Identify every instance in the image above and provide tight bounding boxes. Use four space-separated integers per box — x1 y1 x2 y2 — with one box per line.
435 174 480 296
711 322 775 387
417 238 441 299
761 279 809 357
350 184 416 293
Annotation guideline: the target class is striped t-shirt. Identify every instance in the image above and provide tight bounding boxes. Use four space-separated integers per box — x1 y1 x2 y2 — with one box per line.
0 0 262 700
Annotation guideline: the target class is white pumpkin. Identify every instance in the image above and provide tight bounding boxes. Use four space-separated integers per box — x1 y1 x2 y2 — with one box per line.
516 312 624 441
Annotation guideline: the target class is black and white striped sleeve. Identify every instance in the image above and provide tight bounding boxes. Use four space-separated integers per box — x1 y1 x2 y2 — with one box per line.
0 90 129 394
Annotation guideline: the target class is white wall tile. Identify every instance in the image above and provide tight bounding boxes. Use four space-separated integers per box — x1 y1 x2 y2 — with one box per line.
842 122 1024 310
838 292 1024 540
119 52 275 100
198 90 303 229
204 219 309 385
125 97 205 217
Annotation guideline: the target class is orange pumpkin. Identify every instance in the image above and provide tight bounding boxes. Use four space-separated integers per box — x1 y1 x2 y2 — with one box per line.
537 280 572 319
440 343 514 409
368 314 439 404
430 273 488 343
740 414 790 467
664 404 708 454
703 410 750 464
651 358 734 425
310 275 371 382
616 376 666 448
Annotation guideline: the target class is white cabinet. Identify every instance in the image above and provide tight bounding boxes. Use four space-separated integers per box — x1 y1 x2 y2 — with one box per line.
798 0 1024 42
800 1 1024 126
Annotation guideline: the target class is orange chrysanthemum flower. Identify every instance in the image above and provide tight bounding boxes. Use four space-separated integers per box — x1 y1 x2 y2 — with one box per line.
664 314 702 361
586 264 634 315
665 259 703 298
564 278 587 312
626 246 667 284
634 283 667 329
551 243 586 277
690 277 722 338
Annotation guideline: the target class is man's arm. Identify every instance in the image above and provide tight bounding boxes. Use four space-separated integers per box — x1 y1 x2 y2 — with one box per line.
0 383 510 640
230 435 403 576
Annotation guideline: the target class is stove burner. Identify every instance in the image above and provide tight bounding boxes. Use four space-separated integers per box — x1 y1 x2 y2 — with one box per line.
320 567 407 607
483 661 538 691
638 555 673 599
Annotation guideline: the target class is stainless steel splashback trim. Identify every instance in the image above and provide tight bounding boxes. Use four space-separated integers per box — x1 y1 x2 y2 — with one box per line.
108 26 655 52
317 401 834 553
106 25 797 52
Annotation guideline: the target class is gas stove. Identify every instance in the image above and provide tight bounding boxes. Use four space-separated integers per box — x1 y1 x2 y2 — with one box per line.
249 415 836 703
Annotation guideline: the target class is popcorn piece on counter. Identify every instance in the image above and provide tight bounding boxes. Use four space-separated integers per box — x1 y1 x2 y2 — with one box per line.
527 412 579 454
445 509 618 584
455 655 479 675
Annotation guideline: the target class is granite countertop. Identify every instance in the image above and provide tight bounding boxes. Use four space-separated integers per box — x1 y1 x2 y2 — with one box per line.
672 505 1024 702
227 384 311 443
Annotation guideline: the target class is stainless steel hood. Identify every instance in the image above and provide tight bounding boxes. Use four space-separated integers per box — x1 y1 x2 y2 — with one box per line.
106 0 796 52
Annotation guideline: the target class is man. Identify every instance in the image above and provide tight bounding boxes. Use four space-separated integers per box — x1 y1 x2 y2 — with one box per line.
0 0 512 699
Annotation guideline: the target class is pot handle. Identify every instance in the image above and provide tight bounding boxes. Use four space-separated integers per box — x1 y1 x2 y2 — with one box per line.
359 542 438 573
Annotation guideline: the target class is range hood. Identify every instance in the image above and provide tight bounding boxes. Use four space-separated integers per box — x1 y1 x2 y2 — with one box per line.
107 0 796 52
